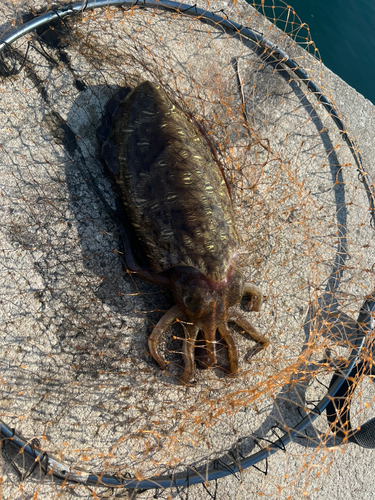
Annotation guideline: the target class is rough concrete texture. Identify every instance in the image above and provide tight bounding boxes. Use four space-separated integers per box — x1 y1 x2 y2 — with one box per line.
0 1 374 499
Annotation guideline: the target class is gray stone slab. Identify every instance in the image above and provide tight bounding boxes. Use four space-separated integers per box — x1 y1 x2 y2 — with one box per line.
0 1 374 499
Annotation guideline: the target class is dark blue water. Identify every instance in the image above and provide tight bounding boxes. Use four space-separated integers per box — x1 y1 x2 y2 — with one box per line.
251 0 375 104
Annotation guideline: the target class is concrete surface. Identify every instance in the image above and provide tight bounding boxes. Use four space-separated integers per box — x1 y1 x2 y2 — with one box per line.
0 1 374 499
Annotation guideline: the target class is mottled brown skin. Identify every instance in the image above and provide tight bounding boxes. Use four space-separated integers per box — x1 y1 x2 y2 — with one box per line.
98 81 269 383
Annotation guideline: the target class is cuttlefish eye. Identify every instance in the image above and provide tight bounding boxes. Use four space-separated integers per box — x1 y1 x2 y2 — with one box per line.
225 265 244 307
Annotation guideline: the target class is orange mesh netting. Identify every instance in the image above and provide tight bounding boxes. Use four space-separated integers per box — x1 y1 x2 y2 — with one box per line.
0 1 374 498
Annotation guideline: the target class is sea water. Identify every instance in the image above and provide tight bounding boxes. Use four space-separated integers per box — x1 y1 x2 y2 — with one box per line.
251 0 375 104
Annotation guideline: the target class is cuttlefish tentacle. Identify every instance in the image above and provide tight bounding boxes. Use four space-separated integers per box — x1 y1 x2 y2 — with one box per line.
148 285 267 381
119 224 170 286
179 323 200 384
148 304 181 370
229 310 270 359
243 282 263 312
217 324 239 374
200 327 219 369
